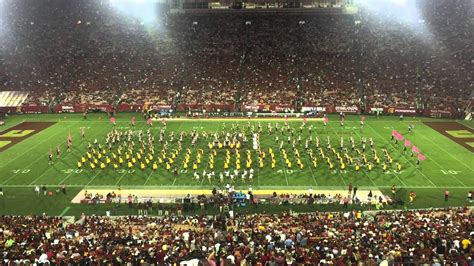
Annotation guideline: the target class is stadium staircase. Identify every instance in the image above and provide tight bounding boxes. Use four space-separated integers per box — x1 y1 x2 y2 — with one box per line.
0 91 29 107
464 90 473 120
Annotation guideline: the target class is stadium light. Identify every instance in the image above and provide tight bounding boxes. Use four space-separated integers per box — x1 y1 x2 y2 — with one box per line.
353 0 429 34
353 0 438 45
109 0 160 25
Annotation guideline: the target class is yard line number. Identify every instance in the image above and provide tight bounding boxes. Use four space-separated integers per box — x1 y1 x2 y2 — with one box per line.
441 170 460 175
117 169 135 174
12 169 31 174
62 169 83 174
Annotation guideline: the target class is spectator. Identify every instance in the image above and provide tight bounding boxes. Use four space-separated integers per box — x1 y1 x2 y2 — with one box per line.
0 207 471 264
0 0 470 113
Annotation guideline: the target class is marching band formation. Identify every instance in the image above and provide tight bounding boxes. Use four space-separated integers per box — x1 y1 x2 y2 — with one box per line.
71 120 409 184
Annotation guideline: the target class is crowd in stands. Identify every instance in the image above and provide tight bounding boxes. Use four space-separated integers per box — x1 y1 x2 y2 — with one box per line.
0 207 472 264
0 0 472 111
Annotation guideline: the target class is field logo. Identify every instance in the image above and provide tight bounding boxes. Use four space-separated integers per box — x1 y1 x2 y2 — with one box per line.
0 140 12 149
446 130 474 139
0 129 35 137
424 122 474 152
0 122 55 152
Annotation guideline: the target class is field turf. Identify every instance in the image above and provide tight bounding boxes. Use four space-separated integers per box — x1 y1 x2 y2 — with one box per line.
0 113 472 216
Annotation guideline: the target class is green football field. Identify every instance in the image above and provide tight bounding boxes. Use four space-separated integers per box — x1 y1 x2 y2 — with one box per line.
0 113 472 216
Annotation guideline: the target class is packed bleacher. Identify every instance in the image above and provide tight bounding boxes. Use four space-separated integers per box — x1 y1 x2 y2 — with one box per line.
0 0 472 112
0 208 472 264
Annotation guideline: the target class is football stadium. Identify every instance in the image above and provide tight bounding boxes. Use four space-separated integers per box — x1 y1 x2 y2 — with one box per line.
0 0 473 264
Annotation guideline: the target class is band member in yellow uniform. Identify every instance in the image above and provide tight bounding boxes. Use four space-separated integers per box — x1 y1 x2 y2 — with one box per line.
396 162 402 173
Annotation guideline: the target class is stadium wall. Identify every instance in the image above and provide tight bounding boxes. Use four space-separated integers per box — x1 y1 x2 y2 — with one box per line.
0 104 461 118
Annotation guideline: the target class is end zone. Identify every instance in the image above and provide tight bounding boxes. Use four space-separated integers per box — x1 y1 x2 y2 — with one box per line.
424 122 474 152
0 122 55 152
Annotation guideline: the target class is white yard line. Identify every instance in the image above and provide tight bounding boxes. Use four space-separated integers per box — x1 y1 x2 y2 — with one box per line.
277 148 290 186
456 120 474 130
398 122 467 187
301 147 319 187
326 124 358 187
1 121 77 169
351 122 407 187
59 206 71 217
57 122 112 185
175 119 202 186
57 172 75 185
143 171 154 186
403 121 473 172
85 171 101 187
6 122 81 185
256 150 261 187
365 122 438 187
28 164 62 186
0 119 26 131
200 119 215 187
114 171 127 186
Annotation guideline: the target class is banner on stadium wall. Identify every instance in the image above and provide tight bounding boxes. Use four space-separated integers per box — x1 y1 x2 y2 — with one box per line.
395 109 416 114
274 106 294 112
0 107 18 114
301 106 326 112
429 109 455 118
61 106 74 113
335 106 359 113
174 104 235 112
370 107 383 113
21 105 48 114
94 105 110 112
244 105 260 112
256 112 304 117
429 109 452 115
151 105 172 110
387 107 417 115
12 104 460 119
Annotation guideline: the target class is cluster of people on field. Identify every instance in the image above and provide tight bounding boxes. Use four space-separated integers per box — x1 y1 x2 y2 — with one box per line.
72 120 407 184
0 0 471 111
0 207 472 264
